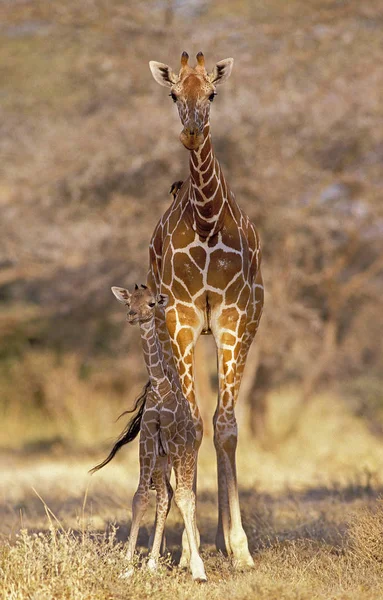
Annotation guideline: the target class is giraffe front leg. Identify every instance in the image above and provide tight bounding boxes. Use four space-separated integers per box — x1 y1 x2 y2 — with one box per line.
122 432 156 578
173 457 207 583
122 485 150 578
213 405 232 556
179 465 201 569
212 325 255 569
214 409 253 569
176 489 206 582
147 459 173 572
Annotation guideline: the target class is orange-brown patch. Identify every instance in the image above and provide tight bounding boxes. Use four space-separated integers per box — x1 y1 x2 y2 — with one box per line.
237 284 251 310
202 169 212 184
222 222 243 252
152 230 162 255
166 307 178 337
221 332 237 346
173 219 196 248
237 313 247 338
197 200 214 219
168 206 181 231
171 278 193 301
202 179 218 198
207 290 223 309
207 235 218 247
176 304 200 328
218 306 240 330
200 139 210 162
176 326 195 351
193 188 203 203
225 276 244 303
207 248 241 288
189 245 207 267
201 154 211 171
178 361 186 376
173 252 204 296
183 74 203 95
161 263 172 287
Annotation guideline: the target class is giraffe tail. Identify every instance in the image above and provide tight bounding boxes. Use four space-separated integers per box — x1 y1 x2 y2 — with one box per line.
89 380 150 474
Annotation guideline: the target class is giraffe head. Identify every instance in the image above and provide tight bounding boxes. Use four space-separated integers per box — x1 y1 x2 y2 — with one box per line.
149 52 233 150
111 284 168 325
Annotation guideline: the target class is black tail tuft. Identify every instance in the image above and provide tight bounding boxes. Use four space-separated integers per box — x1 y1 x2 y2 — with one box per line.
89 380 150 474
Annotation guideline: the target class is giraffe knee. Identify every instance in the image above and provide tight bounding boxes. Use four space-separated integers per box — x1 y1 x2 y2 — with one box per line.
175 488 195 512
132 489 149 515
213 418 238 452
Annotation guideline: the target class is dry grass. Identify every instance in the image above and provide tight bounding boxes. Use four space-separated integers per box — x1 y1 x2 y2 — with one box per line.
348 498 383 566
2 392 383 599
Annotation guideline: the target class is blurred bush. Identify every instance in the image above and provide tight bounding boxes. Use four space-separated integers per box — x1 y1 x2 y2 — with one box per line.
0 0 382 449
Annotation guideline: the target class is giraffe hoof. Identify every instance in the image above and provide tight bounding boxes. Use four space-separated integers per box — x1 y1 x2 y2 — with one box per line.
119 566 135 579
233 555 255 571
194 575 208 584
215 539 231 556
147 557 158 572
178 554 190 570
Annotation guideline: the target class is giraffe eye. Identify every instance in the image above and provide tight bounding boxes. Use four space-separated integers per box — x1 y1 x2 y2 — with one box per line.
169 92 177 103
209 92 216 102
148 302 156 308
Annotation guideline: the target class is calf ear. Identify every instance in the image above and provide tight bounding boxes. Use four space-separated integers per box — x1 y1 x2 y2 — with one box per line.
208 58 234 85
149 61 178 87
111 286 131 305
157 294 169 308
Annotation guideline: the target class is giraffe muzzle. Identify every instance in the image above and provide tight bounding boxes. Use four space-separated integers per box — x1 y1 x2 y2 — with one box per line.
180 126 204 151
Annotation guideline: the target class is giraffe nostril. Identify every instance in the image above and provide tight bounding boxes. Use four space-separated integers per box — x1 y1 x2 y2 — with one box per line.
129 310 136 317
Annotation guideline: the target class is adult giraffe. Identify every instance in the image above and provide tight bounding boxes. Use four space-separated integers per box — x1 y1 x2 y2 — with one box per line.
147 51 264 568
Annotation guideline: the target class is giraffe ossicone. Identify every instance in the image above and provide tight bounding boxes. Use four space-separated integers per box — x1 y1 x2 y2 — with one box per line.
111 284 207 582
147 52 264 569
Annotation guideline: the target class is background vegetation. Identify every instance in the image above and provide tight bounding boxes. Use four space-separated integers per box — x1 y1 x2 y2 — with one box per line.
1 0 382 449
1 1 383 598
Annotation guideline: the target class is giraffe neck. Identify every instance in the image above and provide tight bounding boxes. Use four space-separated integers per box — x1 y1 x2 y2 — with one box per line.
139 319 172 400
189 123 228 238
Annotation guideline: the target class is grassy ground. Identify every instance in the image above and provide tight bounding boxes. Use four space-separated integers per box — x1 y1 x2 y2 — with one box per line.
2 392 383 599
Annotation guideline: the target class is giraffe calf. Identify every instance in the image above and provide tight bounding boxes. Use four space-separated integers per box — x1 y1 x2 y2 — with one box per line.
111 284 207 582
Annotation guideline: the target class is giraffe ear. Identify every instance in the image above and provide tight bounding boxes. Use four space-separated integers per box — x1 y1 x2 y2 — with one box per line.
208 58 234 85
149 61 178 87
157 294 169 308
111 286 131 305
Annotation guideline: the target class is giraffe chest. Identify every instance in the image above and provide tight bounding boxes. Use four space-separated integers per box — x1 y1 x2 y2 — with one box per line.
159 220 253 306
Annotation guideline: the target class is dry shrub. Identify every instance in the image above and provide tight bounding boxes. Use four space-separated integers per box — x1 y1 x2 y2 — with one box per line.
0 349 146 450
348 497 383 565
1 525 133 600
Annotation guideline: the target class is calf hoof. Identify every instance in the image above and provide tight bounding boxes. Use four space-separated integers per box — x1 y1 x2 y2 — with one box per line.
178 552 190 570
119 565 135 579
191 557 207 582
233 554 255 570
147 557 158 572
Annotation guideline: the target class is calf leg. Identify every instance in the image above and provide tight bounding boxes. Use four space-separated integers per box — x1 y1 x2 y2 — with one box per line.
147 459 173 571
